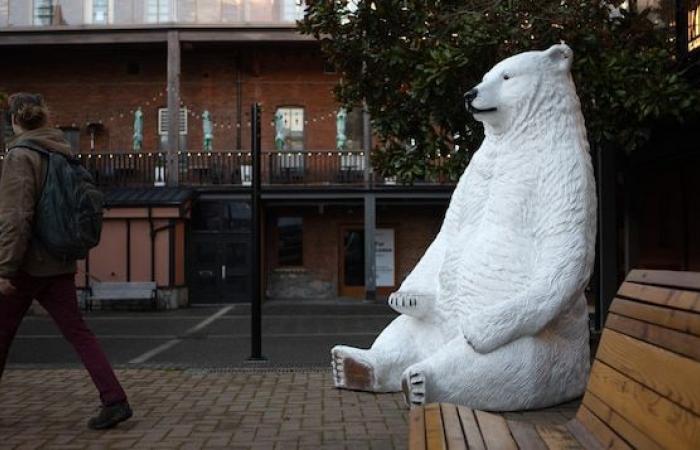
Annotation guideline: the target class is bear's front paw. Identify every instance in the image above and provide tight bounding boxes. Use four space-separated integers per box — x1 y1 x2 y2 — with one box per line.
388 291 433 318
461 313 503 354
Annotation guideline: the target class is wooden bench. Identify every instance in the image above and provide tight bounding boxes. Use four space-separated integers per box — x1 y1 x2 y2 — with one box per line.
87 281 158 311
409 269 700 449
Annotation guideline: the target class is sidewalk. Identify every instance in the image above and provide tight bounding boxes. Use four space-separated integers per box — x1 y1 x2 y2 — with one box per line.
0 368 408 450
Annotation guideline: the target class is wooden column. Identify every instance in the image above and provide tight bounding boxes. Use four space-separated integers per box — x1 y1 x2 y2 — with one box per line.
363 103 372 184
364 194 377 301
167 31 181 186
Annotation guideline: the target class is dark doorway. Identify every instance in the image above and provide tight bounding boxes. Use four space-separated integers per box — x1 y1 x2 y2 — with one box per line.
339 227 365 298
190 199 252 303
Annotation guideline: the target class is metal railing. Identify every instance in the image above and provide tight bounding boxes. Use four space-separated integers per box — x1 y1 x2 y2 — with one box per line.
0 150 455 188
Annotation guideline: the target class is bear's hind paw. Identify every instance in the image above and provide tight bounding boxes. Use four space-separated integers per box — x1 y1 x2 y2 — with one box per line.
402 369 426 408
331 346 376 392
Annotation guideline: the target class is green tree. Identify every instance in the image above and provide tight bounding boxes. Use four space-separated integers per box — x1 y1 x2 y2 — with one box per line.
300 0 699 183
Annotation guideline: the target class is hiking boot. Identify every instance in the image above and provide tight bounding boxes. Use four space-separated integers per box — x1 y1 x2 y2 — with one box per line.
87 402 133 430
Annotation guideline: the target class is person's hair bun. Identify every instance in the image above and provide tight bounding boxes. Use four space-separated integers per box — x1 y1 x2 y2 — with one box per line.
8 93 49 130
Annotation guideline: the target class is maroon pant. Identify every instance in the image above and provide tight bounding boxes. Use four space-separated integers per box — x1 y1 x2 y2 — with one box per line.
0 272 127 406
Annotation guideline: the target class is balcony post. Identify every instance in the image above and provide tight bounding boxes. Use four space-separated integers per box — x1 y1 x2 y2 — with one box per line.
167 30 181 186
362 102 372 185
364 193 377 301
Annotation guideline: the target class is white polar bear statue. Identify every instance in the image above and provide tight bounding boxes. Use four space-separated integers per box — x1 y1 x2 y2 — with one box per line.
331 44 597 411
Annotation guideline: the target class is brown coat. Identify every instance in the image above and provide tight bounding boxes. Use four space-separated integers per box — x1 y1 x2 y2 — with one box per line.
0 128 77 278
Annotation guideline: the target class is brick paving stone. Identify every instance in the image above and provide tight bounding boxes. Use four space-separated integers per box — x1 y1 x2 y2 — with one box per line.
0 368 581 449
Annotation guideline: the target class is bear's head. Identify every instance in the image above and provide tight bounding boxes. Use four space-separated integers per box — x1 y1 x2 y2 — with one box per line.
465 44 575 135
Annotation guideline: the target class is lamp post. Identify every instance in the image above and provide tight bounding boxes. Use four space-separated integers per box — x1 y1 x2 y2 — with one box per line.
249 103 266 361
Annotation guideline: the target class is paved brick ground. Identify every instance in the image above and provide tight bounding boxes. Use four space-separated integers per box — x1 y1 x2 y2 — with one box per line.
0 369 408 450
0 369 579 449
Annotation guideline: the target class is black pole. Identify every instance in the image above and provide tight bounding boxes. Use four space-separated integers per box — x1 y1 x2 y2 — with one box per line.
249 103 265 361
595 145 618 331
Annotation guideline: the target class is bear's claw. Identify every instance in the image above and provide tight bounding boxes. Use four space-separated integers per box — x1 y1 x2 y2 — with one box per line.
402 368 426 408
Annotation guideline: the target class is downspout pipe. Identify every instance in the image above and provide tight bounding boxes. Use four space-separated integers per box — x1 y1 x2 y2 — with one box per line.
148 207 178 286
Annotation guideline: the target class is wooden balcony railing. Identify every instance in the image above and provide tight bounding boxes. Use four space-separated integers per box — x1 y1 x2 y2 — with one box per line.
0 150 456 188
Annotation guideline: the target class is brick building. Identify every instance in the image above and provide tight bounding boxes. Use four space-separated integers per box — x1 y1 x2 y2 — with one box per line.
0 0 451 307
0 0 697 320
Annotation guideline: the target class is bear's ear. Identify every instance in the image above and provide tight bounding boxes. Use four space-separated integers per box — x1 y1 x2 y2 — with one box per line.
545 43 573 72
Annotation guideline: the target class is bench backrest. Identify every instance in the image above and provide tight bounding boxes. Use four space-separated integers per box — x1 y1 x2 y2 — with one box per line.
574 269 700 450
91 281 156 300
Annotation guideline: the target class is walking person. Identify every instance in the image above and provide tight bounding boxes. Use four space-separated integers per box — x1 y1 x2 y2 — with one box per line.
0 93 132 430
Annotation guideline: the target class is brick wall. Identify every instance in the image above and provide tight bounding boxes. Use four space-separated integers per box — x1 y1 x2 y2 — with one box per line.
0 43 339 153
266 203 447 298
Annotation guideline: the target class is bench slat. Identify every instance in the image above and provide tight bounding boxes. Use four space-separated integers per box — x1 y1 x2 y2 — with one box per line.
535 424 582 450
626 269 700 291
506 420 547 450
587 360 700 449
575 406 632 450
596 328 700 414
474 410 517 450
441 404 467 450
425 404 447 450
617 282 700 313
409 407 427 450
565 420 606 450
606 313 700 361
456 405 485 450
582 392 663 450
609 297 700 337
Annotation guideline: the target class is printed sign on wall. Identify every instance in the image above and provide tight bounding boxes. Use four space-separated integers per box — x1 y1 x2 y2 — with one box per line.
376 229 395 287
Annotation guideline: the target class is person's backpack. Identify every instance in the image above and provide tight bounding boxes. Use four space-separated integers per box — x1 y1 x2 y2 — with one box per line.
8 143 104 261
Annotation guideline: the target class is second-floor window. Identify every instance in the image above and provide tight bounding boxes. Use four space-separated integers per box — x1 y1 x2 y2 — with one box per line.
690 0 700 52
276 107 304 151
88 0 111 24
158 108 188 136
147 0 170 23
280 0 305 22
33 0 54 25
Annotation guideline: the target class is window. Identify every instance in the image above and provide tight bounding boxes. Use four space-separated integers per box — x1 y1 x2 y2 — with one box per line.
60 127 80 153
33 0 53 25
344 108 364 151
275 107 304 151
280 0 304 22
1 110 13 151
86 0 112 24
192 201 251 232
277 217 303 266
146 0 170 23
690 0 700 52
158 108 188 136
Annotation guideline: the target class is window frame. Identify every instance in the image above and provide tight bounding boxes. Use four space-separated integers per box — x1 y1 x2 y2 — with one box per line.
146 0 172 24
158 107 188 136
276 216 304 267
33 0 54 25
85 0 114 25
275 106 305 152
279 0 305 22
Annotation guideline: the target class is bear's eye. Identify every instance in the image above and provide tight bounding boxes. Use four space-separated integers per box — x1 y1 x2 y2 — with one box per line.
503 74 511 80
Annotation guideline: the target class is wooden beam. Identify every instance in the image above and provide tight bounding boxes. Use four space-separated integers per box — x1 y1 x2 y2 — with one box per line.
167 30 181 186
0 30 169 46
0 27 314 47
364 194 376 301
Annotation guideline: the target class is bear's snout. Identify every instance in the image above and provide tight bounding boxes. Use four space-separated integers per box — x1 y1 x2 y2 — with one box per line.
464 89 478 104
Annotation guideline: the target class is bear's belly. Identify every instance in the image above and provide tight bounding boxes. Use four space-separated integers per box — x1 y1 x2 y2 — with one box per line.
437 215 534 314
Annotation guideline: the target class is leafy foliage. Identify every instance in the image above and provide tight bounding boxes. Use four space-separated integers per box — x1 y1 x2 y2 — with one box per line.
300 0 699 183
